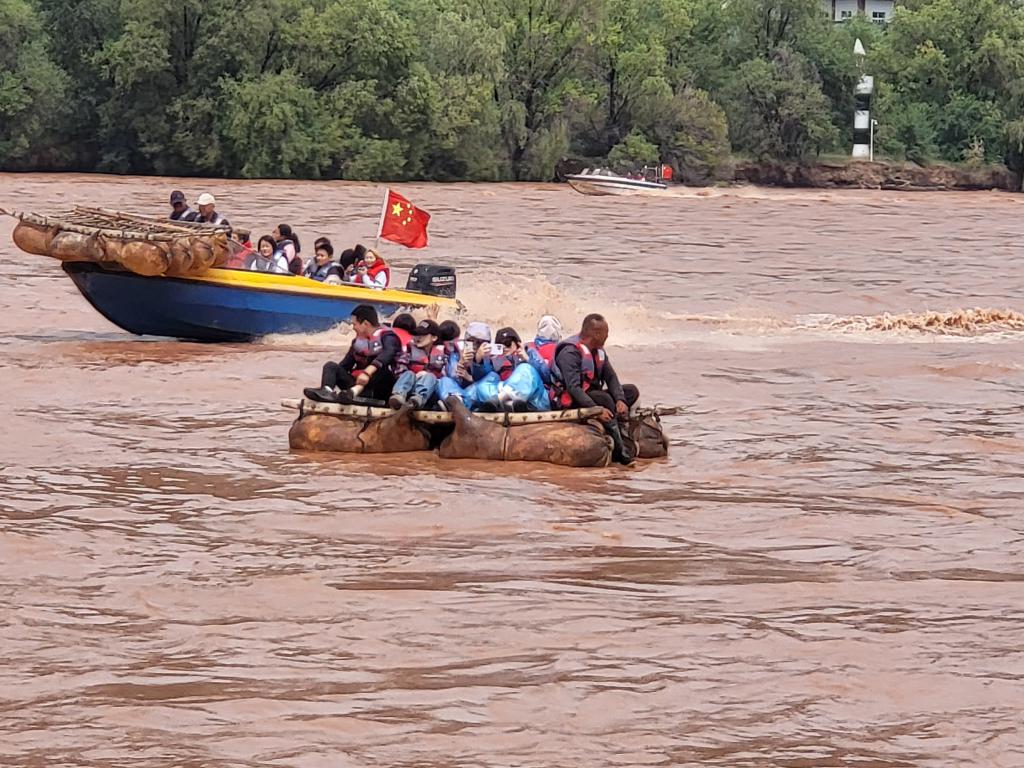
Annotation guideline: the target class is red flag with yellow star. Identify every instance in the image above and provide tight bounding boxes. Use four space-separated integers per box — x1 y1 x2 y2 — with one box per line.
377 188 430 249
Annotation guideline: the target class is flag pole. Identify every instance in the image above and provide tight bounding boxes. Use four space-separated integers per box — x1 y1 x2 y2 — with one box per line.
375 186 389 249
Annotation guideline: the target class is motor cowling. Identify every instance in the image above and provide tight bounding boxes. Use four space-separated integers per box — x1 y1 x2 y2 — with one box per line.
406 264 457 298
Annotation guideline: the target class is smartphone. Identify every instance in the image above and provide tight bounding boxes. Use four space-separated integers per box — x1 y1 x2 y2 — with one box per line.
490 343 505 356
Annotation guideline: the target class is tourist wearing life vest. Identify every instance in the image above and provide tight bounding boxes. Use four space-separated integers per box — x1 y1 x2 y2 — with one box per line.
437 321 463 373
550 313 639 465
487 327 552 411
488 327 528 382
273 223 303 275
525 314 563 385
303 304 411 403
303 240 343 284
168 190 198 222
387 319 447 409
435 321 496 410
436 324 550 412
194 193 230 227
224 227 256 269
349 249 390 290
248 235 291 274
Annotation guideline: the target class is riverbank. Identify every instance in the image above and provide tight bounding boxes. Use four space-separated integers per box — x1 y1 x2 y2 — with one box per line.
733 159 1017 192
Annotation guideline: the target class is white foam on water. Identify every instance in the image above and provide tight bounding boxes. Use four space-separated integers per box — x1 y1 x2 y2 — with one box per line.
256 272 1024 350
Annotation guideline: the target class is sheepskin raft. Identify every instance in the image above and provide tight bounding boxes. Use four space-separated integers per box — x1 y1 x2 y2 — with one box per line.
283 397 671 467
2 206 231 277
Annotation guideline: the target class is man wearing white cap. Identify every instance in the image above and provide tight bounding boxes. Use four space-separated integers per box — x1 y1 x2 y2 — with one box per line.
194 193 229 226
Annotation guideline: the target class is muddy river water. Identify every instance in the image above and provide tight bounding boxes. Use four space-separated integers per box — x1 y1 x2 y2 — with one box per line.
0 175 1022 766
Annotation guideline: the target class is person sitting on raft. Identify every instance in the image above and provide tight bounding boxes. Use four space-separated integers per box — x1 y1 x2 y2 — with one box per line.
249 235 291 274
273 224 303 275
525 314 563 385
486 327 552 412
436 321 490 410
348 249 390 290
550 313 639 465
388 319 446 410
304 239 343 284
438 320 462 362
303 304 411 404
435 324 548 412
389 312 417 335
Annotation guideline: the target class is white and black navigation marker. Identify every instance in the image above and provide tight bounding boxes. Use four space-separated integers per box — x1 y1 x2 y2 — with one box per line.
852 38 874 160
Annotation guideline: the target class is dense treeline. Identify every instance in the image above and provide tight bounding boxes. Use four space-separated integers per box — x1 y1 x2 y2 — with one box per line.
3 0 1024 182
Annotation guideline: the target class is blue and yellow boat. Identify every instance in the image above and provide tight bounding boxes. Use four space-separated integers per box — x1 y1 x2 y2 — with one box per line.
63 262 460 342
4 206 458 342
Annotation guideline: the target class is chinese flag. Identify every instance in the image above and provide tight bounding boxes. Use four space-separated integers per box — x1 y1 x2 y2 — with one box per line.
377 188 430 248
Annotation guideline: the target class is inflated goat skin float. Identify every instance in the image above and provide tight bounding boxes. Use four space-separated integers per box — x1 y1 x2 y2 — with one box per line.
7 207 230 278
437 397 613 467
285 398 671 467
289 405 431 454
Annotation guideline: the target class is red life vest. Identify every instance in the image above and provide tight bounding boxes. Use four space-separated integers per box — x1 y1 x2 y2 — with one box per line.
367 260 390 288
401 341 447 377
351 327 410 377
549 334 607 408
489 353 518 381
526 339 557 366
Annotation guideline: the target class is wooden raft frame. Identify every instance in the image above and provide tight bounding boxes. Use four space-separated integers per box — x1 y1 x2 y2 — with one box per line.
281 398 604 425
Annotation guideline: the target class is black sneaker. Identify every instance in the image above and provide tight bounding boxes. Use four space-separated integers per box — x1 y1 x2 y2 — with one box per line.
408 395 424 409
388 393 406 410
335 388 354 404
303 386 337 403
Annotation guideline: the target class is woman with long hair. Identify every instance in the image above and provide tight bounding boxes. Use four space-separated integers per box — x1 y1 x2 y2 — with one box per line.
349 248 390 290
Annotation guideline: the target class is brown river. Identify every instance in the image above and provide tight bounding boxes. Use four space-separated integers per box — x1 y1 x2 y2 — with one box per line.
1 175 1022 767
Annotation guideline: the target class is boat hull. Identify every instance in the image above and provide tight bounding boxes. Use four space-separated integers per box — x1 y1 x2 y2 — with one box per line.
63 262 453 342
566 175 667 196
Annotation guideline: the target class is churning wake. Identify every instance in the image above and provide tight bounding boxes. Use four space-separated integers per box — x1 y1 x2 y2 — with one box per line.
259 272 1024 348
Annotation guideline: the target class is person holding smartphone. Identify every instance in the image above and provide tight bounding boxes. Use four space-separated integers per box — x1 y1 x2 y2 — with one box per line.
488 327 550 411
349 249 390 290
436 321 494 409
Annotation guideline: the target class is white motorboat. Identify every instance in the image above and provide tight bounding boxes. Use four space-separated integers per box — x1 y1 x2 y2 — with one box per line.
565 168 668 196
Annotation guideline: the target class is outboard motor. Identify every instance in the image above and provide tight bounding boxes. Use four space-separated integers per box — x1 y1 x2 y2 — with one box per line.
406 264 457 298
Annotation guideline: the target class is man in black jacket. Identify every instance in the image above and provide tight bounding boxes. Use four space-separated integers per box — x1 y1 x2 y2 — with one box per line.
168 190 198 222
552 313 639 465
303 305 403 403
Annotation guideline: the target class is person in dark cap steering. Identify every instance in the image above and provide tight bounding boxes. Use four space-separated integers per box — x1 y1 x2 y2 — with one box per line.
168 191 198 222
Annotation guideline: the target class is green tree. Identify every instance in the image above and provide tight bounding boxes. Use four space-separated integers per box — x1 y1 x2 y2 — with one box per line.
580 0 693 155
659 88 732 183
875 0 1024 164
483 0 594 179
218 72 344 178
873 93 940 163
32 0 120 168
90 0 306 174
408 1 504 179
607 129 659 170
726 50 838 160
0 0 67 168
